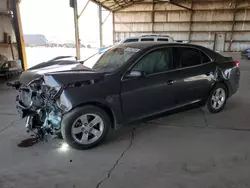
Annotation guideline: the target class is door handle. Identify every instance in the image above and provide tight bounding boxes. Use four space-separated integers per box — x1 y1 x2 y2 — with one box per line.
166 80 175 85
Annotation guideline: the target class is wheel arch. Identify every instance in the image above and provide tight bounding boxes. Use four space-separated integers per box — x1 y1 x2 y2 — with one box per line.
214 81 229 98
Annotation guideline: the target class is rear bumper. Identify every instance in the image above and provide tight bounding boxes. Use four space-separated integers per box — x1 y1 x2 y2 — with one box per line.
226 67 240 97
227 82 238 98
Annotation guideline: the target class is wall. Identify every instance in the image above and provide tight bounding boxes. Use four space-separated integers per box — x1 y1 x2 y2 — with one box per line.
0 0 18 60
113 0 250 51
0 0 7 13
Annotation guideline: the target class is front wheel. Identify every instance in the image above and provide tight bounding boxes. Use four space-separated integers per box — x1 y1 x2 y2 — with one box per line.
61 105 111 150
205 83 228 114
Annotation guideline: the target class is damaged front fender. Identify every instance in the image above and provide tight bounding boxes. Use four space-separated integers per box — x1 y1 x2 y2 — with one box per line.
42 71 105 113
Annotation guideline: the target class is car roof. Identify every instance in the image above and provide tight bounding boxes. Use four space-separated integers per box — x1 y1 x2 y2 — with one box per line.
116 42 206 50
115 42 218 59
124 35 171 39
140 34 170 37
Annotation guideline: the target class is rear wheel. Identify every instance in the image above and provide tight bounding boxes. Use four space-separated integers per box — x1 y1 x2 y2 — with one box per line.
205 83 228 114
61 105 111 150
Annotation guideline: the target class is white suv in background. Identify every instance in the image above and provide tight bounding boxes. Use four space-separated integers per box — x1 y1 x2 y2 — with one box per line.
119 35 175 44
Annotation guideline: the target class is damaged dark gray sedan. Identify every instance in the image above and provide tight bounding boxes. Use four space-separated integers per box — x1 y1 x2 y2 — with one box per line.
10 43 240 149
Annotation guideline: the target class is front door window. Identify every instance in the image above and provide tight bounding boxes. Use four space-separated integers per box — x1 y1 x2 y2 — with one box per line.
131 48 172 75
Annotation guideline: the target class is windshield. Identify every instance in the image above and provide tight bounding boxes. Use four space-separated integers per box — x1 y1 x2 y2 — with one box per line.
84 46 140 73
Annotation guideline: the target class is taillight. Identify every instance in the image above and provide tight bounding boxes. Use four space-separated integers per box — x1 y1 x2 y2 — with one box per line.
234 61 240 67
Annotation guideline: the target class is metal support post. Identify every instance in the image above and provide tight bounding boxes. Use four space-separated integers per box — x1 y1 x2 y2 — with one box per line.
169 0 192 11
102 11 111 25
73 0 81 60
78 0 90 19
228 0 239 52
152 0 155 33
99 4 103 47
187 0 194 43
12 0 27 70
112 13 115 45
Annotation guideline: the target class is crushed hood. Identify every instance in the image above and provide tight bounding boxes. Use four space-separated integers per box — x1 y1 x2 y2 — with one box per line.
19 60 103 85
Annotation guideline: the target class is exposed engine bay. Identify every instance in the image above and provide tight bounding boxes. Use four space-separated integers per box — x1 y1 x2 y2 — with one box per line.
12 76 66 140
7 53 107 142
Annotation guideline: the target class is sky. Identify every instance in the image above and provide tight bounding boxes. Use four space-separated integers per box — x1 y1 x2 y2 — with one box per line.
19 0 113 45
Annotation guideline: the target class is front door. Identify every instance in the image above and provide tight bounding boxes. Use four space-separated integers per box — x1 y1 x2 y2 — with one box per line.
120 48 178 121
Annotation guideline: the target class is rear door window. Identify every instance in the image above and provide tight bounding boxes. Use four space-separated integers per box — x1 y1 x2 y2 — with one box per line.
173 47 201 68
140 38 154 42
200 51 211 63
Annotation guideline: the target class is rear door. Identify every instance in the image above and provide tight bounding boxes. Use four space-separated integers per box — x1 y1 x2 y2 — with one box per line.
172 47 216 105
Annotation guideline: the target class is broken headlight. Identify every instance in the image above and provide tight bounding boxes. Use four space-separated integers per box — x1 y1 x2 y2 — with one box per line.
41 84 63 100
41 75 64 100
42 75 72 112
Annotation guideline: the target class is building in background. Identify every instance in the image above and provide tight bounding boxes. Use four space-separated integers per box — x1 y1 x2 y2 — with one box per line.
112 0 250 52
24 34 48 47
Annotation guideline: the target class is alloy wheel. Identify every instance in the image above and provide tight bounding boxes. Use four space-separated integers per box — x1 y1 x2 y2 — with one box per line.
211 88 226 110
71 113 104 144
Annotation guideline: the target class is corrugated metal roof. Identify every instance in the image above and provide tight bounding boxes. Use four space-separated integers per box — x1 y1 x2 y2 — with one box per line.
92 0 143 11
93 0 232 12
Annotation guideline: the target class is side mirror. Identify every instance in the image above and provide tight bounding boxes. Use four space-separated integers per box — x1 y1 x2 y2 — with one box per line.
125 70 143 78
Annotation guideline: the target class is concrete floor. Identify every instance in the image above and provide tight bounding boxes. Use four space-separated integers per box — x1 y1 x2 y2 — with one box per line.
0 53 250 188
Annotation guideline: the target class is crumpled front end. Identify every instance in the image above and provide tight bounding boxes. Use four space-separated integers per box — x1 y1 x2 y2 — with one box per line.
10 64 105 140
15 75 72 139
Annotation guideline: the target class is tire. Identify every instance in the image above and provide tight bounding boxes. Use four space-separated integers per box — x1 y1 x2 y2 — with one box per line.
204 83 228 114
61 105 111 150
